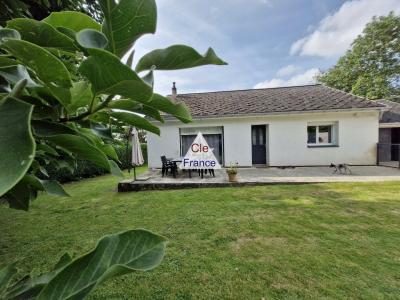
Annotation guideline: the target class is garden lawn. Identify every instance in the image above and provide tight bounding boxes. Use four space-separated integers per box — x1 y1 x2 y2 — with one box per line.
1 169 400 299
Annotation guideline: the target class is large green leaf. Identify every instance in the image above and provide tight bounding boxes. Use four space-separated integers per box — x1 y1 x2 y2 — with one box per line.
136 45 227 73
0 262 17 295
109 99 163 122
43 12 101 32
0 65 40 87
1 39 72 106
4 254 73 299
38 229 166 299
4 179 36 211
41 180 70 197
90 122 113 140
110 111 160 135
47 134 111 171
32 120 76 137
0 97 35 197
0 57 18 67
100 0 157 57
7 18 78 51
76 29 108 49
108 99 141 111
67 81 93 113
37 143 59 156
109 159 123 177
0 28 20 43
141 105 164 122
79 49 152 103
147 93 192 123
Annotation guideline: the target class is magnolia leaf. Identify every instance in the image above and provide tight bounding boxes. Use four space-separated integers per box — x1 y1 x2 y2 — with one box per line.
21 174 45 191
0 65 40 87
110 99 163 122
0 28 21 44
78 127 104 146
90 122 112 140
76 29 108 49
1 39 72 106
100 0 157 57
79 49 152 103
136 45 227 73
100 144 119 161
0 262 17 294
4 180 36 211
7 18 78 51
4 253 73 299
141 105 164 123
43 11 101 32
38 229 166 299
41 180 70 197
108 99 141 111
67 81 93 113
126 50 135 68
147 93 192 123
0 57 18 67
142 69 154 87
110 111 160 135
109 160 123 177
37 143 59 156
47 134 111 171
0 97 35 197
32 120 76 137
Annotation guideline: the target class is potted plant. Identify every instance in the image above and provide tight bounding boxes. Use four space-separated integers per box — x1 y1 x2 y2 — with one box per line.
226 163 238 182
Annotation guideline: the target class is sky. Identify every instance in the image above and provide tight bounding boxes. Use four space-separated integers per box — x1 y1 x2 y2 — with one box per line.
132 0 400 96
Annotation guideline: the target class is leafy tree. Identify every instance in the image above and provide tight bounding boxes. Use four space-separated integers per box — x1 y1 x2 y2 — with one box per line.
0 0 102 26
317 12 400 100
0 1 226 298
0 0 226 212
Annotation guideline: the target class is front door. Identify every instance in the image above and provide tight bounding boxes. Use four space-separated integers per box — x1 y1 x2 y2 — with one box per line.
391 128 400 161
252 125 267 165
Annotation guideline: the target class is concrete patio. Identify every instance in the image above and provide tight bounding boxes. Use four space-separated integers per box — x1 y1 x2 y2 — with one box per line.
118 166 400 192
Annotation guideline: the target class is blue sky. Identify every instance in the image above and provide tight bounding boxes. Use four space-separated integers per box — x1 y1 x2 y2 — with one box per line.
133 0 400 95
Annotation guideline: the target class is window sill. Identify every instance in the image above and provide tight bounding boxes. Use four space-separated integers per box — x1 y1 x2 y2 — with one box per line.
307 144 339 148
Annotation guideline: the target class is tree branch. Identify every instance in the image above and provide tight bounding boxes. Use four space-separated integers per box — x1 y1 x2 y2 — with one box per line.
60 95 114 122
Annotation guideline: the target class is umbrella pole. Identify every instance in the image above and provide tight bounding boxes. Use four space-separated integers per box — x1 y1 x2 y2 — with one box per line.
133 165 137 181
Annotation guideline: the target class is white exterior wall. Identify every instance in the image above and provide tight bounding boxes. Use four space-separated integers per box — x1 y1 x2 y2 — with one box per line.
147 110 380 168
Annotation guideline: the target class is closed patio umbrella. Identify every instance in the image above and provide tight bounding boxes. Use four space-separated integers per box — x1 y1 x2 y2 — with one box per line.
131 127 144 181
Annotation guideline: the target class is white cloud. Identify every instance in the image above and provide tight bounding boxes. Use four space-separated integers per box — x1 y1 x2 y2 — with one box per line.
276 64 300 77
254 68 320 89
290 0 400 57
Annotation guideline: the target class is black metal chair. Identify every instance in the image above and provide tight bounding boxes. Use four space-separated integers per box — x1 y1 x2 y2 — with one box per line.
197 169 215 178
161 156 177 177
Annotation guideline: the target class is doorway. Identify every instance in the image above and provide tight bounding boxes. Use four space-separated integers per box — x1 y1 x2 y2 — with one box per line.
251 125 268 165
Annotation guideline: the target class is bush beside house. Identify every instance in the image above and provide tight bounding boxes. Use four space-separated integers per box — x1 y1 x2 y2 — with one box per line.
45 143 148 183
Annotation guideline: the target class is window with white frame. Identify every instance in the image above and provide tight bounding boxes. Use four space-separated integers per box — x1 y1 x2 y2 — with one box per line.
307 122 338 146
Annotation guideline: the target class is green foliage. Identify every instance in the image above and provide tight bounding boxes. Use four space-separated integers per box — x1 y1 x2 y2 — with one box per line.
136 45 227 72
0 97 35 198
0 229 166 299
0 1 226 210
0 0 102 26
318 12 400 100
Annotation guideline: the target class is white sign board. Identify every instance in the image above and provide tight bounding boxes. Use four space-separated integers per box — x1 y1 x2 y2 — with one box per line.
180 132 221 169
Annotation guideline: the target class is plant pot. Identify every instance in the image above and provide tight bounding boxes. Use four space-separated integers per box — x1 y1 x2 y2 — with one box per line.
227 173 237 182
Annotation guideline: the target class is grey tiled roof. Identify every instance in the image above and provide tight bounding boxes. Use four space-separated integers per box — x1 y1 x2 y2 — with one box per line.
173 84 384 118
378 99 400 123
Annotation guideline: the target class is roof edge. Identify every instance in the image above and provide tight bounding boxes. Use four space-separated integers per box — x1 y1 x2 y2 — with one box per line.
160 107 383 123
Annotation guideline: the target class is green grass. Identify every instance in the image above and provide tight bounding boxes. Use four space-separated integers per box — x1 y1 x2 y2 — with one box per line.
1 168 400 299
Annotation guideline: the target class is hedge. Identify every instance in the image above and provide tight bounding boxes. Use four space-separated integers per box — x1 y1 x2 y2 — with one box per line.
44 143 148 183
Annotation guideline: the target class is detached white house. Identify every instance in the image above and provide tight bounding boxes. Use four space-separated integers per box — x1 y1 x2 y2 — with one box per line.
147 84 386 168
